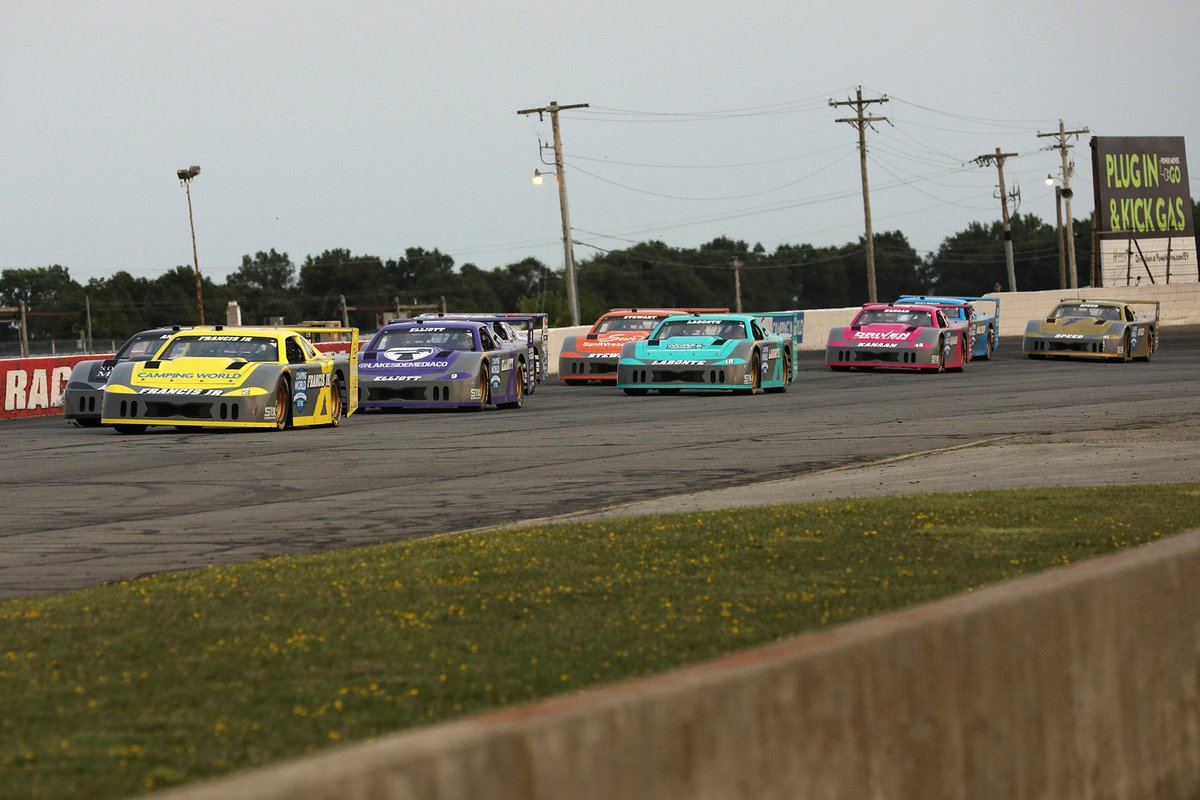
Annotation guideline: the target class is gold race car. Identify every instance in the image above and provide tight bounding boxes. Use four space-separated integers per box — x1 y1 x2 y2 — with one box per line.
1023 299 1159 361
100 326 358 433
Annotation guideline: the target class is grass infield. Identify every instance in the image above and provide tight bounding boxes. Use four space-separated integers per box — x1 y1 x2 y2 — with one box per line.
3 484 1198 798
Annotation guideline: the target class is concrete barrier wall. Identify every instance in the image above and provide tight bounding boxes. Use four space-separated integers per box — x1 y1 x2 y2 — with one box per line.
152 530 1200 800
544 285 1200 370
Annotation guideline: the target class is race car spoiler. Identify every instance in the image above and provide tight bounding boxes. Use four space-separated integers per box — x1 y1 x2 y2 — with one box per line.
291 326 360 415
752 310 804 344
897 295 1000 325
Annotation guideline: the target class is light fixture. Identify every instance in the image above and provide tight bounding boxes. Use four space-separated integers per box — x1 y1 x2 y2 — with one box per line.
1045 174 1055 186
177 165 205 324
532 169 546 186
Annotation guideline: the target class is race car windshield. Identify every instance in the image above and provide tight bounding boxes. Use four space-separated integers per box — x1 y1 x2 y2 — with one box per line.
857 309 932 327
1053 304 1121 321
653 320 746 339
159 336 280 362
373 328 475 351
119 334 170 361
596 316 662 333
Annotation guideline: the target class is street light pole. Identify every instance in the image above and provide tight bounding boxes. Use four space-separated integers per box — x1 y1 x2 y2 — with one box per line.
177 165 204 324
517 100 589 326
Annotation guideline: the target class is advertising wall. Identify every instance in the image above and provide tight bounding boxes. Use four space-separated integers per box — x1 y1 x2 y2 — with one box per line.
1 354 105 419
1090 136 1197 287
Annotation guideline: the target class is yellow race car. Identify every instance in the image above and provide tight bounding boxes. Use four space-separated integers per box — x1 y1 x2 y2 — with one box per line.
100 326 358 433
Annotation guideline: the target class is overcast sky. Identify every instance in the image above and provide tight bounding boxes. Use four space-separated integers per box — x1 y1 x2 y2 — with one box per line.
3 0 1198 286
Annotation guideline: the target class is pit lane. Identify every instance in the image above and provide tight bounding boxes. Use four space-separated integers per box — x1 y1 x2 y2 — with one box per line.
3 326 1198 600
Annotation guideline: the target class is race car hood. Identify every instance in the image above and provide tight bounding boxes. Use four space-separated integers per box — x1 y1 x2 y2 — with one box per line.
830 323 925 345
358 347 472 376
1028 316 1119 336
627 336 741 360
573 331 650 355
128 357 270 389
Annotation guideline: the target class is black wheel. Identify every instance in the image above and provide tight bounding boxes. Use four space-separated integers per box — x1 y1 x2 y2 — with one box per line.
72 418 102 428
658 388 681 395
935 336 946 373
469 367 490 411
623 388 649 396
272 380 291 431
327 378 343 426
114 424 147 435
1122 331 1132 362
497 366 525 409
985 327 996 359
765 350 791 393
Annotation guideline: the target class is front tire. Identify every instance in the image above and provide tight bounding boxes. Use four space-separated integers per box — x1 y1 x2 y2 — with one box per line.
765 350 791 393
469 367 490 411
738 351 762 394
327 378 343 426
272 380 291 431
497 366 525 409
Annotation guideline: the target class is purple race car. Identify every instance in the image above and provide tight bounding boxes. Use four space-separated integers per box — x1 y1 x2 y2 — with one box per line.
357 319 526 411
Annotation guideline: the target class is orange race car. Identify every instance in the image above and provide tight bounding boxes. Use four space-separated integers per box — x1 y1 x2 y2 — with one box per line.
558 307 728 385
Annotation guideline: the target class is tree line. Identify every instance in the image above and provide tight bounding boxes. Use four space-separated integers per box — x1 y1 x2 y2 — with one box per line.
2 203 1197 345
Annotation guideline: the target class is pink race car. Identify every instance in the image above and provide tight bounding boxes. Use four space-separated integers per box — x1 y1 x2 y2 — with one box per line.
825 302 974 372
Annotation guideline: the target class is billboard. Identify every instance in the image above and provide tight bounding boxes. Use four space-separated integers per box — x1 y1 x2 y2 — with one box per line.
1090 136 1196 287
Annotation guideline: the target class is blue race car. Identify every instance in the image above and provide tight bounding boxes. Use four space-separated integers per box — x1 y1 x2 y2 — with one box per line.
616 312 800 396
895 295 1000 359
358 319 526 411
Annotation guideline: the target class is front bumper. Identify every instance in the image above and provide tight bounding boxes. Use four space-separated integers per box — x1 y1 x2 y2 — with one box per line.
360 375 484 409
1023 335 1121 358
100 389 276 428
559 355 618 382
616 359 755 390
825 343 941 369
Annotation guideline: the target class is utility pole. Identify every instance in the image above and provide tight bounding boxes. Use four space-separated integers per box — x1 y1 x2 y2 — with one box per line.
1038 120 1089 288
517 100 589 325
972 148 1020 292
830 86 888 303
732 257 743 312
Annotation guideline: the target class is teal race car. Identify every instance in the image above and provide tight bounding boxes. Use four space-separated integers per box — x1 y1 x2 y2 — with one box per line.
616 311 801 395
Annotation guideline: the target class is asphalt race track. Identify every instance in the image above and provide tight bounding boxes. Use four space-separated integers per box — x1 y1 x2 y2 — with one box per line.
2 327 1198 600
